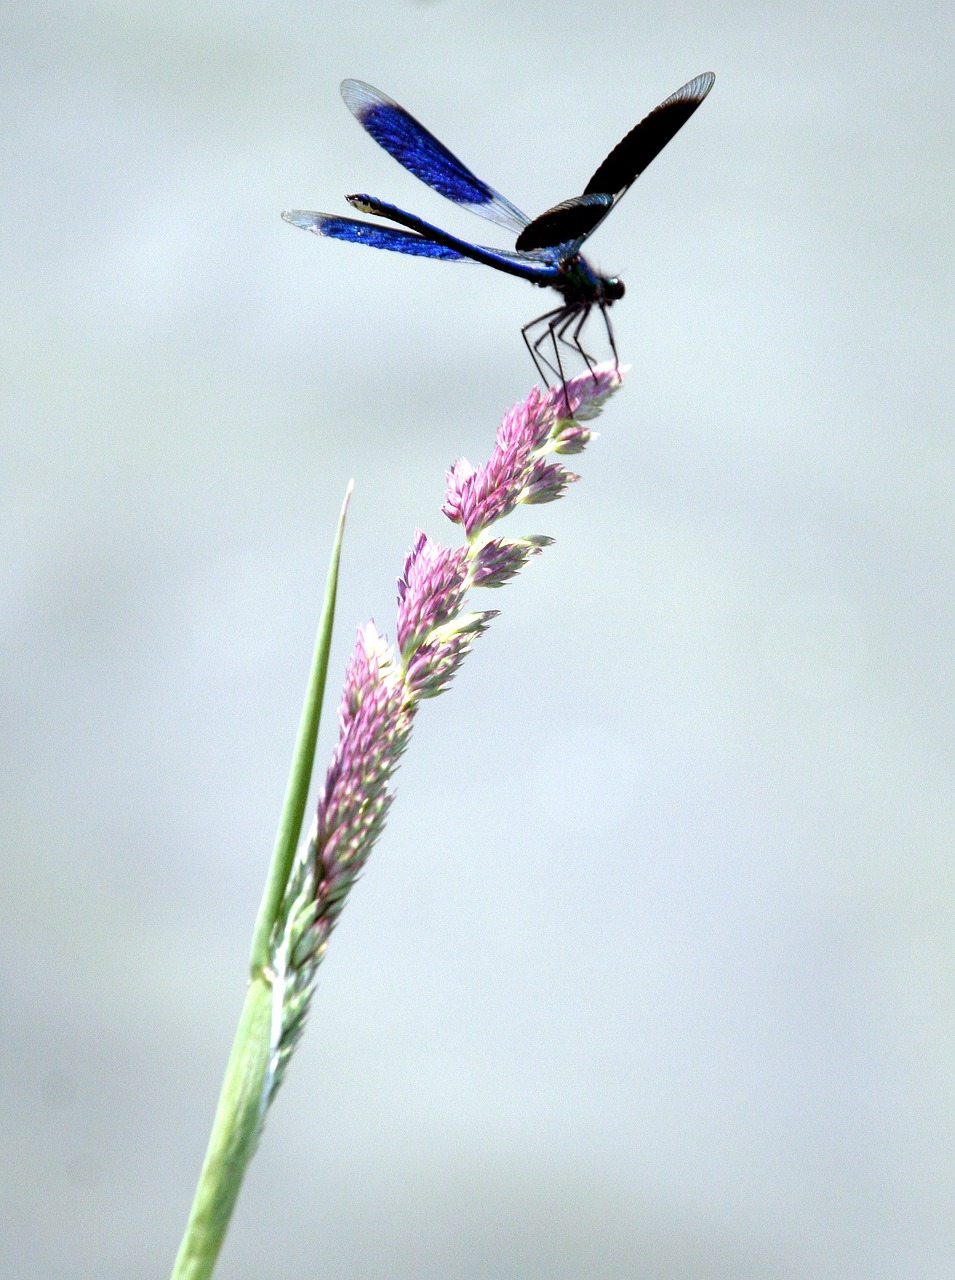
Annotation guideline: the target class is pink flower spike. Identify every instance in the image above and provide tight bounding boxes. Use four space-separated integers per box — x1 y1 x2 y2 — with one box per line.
521 458 579 505
313 624 411 912
495 383 552 454
285 363 626 1052
442 446 528 539
396 533 469 657
471 535 554 588
531 362 626 425
442 459 476 527
404 609 499 699
552 423 596 455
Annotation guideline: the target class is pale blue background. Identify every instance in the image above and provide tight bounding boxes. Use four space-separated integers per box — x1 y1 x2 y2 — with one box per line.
2 2 953 1277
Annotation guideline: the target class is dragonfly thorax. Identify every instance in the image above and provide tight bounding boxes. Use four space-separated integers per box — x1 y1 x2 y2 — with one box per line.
557 255 625 307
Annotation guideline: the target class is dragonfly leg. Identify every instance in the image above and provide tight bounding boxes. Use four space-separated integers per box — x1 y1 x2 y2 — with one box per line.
557 305 597 380
598 300 620 376
519 305 565 384
524 304 568 378
542 308 576 414
523 304 594 415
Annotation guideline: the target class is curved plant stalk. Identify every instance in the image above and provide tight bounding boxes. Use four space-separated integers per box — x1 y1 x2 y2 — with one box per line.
170 484 352 1280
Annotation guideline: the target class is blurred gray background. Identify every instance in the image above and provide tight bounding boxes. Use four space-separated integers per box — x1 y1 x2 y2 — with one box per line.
2 2 953 1277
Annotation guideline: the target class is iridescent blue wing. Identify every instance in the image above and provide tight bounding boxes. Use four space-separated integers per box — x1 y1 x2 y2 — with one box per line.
516 72 715 252
282 210 472 260
340 79 531 235
282 208 560 286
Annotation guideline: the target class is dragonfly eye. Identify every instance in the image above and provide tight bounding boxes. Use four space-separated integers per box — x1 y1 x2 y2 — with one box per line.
604 277 625 301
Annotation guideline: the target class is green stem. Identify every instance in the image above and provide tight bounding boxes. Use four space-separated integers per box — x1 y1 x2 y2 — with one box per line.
169 483 354 1280
249 481 354 972
169 977 272 1280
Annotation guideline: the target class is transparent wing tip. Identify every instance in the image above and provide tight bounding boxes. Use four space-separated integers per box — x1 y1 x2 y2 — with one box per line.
282 210 322 230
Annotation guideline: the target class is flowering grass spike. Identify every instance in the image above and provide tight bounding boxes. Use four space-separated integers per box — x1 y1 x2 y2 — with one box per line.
267 362 625 1095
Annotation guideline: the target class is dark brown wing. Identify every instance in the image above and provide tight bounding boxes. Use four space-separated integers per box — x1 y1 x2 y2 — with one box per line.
516 72 715 253
585 72 715 199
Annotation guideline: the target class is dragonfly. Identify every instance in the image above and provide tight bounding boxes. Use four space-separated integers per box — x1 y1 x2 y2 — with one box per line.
283 72 715 397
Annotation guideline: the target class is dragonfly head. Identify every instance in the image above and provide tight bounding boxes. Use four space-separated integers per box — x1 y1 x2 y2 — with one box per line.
603 276 625 303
